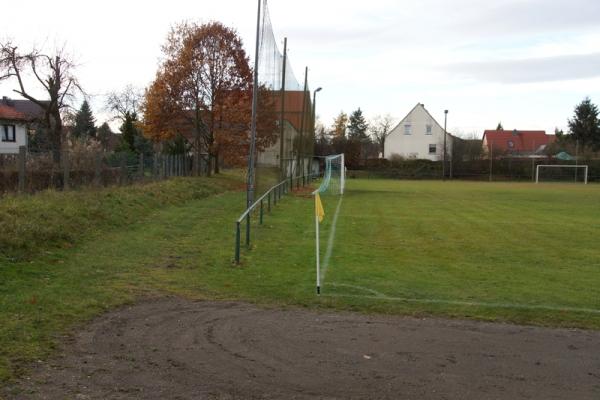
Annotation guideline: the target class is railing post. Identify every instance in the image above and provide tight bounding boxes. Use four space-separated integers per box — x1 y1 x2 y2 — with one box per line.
18 145 26 193
268 192 271 212
235 222 241 264
274 188 277 205
260 200 264 225
139 153 144 179
245 214 251 248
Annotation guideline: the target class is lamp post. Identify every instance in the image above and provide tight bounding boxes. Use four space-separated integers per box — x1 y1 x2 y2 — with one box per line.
312 87 323 178
443 109 448 180
312 87 323 137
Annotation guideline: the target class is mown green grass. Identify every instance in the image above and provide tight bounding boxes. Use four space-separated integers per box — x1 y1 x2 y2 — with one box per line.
1 177 599 383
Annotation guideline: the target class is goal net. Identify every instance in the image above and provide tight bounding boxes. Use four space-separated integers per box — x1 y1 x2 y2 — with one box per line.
313 154 345 295
536 165 588 184
315 154 345 196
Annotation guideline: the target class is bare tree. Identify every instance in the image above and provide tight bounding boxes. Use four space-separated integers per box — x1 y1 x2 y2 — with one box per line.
0 41 82 162
106 84 143 122
369 114 395 158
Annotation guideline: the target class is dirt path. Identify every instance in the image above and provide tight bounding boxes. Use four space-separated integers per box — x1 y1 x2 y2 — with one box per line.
3 298 600 399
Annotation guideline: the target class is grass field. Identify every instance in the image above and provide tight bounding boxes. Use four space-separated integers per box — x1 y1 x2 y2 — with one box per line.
1 175 600 383
306 179 600 323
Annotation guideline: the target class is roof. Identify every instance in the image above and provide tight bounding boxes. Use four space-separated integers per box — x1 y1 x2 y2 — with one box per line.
390 103 456 139
1 97 47 120
0 104 27 121
482 130 554 153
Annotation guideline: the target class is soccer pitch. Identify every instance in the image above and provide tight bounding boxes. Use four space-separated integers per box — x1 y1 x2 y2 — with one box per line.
247 179 600 328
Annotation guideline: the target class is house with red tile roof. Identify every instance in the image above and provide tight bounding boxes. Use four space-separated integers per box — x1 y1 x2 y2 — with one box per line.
482 129 555 158
0 100 30 154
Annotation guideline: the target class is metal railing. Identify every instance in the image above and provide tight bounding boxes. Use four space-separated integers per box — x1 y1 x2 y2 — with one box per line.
235 173 314 264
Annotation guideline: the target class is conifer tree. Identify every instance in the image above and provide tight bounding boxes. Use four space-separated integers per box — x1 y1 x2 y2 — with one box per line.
72 100 96 139
347 108 369 140
568 97 600 150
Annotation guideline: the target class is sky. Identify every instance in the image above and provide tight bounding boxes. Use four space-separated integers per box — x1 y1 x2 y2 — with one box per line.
2 0 600 138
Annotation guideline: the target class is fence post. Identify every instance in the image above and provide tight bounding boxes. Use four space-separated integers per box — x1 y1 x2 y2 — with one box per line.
245 214 251 248
235 222 241 264
63 150 70 191
139 153 144 179
268 191 271 212
260 200 264 225
18 145 26 193
94 152 102 186
120 153 127 185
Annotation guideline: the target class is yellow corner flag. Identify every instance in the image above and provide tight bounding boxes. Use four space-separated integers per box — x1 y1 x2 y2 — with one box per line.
315 193 325 223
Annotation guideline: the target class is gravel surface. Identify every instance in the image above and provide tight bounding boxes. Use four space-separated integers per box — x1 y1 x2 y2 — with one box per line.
3 298 600 399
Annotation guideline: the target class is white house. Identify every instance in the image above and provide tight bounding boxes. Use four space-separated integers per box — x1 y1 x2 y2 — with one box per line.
0 103 28 154
384 103 453 161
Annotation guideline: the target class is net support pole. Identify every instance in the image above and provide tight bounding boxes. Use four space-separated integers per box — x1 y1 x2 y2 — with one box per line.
315 194 321 295
340 153 345 195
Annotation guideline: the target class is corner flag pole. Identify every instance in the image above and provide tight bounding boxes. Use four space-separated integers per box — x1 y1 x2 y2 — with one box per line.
315 194 321 295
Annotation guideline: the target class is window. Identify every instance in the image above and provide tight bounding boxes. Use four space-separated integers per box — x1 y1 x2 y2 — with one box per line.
426 124 432 135
2 125 16 142
428 144 437 154
404 124 411 135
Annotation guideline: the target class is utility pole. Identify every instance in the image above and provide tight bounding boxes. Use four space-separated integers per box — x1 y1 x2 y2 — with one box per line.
279 37 287 180
489 141 493 182
298 66 308 182
531 139 536 182
442 110 448 180
575 139 579 182
312 87 322 177
247 0 261 210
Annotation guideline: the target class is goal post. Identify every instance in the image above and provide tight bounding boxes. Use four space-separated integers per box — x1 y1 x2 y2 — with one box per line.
535 164 588 184
313 154 345 295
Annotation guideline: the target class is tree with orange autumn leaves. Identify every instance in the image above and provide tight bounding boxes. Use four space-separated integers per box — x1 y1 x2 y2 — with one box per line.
143 21 277 174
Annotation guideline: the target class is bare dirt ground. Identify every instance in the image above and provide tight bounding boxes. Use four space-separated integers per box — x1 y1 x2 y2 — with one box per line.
3 298 600 399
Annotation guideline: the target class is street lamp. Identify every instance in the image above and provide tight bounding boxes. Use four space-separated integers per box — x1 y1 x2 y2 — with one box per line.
312 87 322 136
443 109 448 180
311 87 322 176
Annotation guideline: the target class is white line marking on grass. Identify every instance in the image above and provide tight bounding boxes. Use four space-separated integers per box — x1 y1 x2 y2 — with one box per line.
323 288 600 315
320 196 344 284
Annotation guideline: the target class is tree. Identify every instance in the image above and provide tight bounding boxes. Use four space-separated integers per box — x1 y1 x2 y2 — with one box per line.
347 108 369 140
143 21 276 175
331 111 348 138
496 122 504 130
72 100 96 139
568 97 600 150
118 111 140 153
96 122 113 151
369 114 394 157
106 85 142 122
0 42 82 162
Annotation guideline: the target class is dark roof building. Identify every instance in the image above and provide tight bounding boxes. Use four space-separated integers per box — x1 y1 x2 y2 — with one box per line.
1 97 47 121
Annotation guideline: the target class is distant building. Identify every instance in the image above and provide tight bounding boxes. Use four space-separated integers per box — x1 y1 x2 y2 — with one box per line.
0 97 47 154
0 101 29 154
256 90 308 169
385 103 453 161
482 129 555 158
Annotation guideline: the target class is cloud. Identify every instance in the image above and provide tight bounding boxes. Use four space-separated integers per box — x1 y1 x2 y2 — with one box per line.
444 52 600 84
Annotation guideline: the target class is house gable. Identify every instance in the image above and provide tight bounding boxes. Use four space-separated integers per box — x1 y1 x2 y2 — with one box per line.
385 103 452 161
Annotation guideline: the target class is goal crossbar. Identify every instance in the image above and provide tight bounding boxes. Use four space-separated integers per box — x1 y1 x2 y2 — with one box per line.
535 164 588 184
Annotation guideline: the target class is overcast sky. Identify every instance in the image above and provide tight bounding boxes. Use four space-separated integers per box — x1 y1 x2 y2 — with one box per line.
2 0 600 137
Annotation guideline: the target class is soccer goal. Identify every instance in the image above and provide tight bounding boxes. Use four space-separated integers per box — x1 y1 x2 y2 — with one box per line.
535 165 588 184
313 154 345 295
